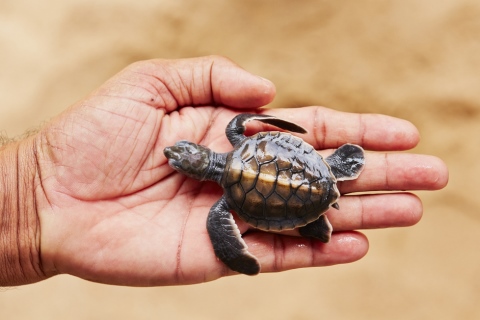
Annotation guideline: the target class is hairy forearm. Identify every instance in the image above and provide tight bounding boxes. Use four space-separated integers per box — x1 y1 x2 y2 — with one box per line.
0 138 45 286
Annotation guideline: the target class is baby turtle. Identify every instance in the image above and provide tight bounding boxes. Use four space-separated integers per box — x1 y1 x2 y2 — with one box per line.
164 113 365 275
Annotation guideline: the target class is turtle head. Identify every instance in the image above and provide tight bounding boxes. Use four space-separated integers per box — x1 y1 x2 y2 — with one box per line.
164 141 212 180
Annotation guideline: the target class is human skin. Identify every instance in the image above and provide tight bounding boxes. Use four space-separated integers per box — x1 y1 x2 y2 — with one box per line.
0 56 448 286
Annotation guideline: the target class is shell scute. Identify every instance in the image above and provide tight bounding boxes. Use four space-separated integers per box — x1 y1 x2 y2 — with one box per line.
256 166 276 196
286 195 308 218
225 158 242 187
264 192 287 219
255 140 275 164
295 183 312 202
275 177 293 200
240 140 256 161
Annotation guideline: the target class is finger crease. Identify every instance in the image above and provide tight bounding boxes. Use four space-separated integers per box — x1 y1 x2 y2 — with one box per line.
359 196 366 229
208 60 216 106
313 107 326 148
358 113 367 146
174 191 198 284
384 153 391 190
273 235 285 272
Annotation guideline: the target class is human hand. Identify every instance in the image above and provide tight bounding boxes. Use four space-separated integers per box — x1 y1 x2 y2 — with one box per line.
22 56 447 286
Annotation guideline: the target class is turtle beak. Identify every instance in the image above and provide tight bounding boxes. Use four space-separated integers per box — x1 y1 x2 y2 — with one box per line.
332 202 340 210
163 146 183 170
164 146 179 160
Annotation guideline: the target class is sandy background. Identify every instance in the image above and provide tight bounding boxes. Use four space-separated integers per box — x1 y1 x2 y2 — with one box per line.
1 0 479 319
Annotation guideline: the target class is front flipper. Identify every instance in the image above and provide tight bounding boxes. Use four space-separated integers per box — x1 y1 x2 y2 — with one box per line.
325 144 365 181
206 197 260 275
299 214 333 243
225 113 308 147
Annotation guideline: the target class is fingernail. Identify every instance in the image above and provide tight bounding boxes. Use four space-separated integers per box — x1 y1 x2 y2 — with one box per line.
257 76 276 95
258 76 273 85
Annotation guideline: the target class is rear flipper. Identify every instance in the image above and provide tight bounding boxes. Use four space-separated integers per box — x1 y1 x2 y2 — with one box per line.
206 197 260 275
299 214 333 243
325 144 365 181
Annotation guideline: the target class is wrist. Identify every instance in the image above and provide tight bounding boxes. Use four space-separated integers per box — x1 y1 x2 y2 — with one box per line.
0 138 46 286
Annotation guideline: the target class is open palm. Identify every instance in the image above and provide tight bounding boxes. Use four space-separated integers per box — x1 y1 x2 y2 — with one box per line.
35 56 448 286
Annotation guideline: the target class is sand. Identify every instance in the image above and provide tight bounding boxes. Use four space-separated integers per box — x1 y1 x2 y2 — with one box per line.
1 1 479 319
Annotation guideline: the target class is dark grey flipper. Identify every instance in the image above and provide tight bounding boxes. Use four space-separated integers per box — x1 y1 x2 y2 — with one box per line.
206 197 260 275
298 214 333 243
325 144 365 181
225 113 308 147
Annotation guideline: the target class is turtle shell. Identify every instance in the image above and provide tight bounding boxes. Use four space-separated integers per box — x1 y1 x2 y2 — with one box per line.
221 131 340 231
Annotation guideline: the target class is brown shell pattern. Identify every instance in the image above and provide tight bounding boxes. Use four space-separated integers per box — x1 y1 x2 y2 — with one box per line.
221 131 340 231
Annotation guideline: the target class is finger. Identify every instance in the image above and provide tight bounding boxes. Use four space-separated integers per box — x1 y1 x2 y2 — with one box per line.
330 193 423 231
265 106 419 151
124 56 276 111
239 231 368 273
338 153 449 193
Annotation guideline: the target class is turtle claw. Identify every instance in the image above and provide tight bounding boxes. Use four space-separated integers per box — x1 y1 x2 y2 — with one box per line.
207 197 261 275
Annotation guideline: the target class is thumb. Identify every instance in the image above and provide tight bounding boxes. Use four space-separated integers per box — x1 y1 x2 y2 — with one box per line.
208 56 276 109
124 55 276 111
